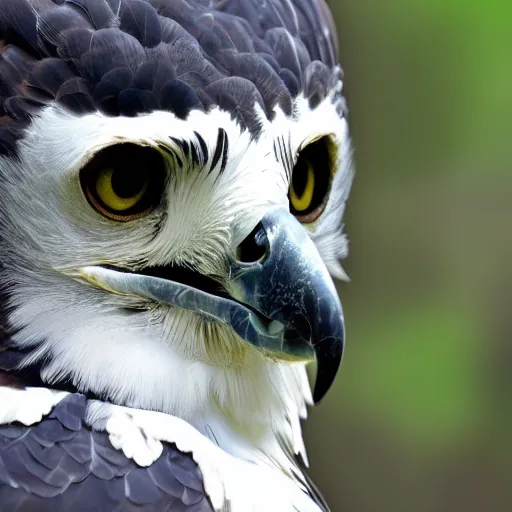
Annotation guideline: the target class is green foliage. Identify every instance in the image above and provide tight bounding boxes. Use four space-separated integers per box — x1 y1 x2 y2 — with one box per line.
343 302 479 447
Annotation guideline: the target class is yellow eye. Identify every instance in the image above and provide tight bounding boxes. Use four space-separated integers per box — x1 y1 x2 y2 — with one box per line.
290 163 315 212
81 144 166 222
289 136 334 223
96 168 148 211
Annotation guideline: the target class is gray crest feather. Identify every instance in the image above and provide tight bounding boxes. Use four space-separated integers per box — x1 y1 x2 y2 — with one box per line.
0 0 340 157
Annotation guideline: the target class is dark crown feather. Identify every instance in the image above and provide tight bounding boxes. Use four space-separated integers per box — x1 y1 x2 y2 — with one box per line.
0 0 340 156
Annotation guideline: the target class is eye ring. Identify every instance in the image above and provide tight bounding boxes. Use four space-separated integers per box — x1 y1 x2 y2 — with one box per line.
80 143 166 222
289 136 335 223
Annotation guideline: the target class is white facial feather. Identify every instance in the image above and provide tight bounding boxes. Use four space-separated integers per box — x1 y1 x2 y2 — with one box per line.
0 85 353 467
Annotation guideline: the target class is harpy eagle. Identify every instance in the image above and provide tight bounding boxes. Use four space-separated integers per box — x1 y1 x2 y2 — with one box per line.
0 0 353 510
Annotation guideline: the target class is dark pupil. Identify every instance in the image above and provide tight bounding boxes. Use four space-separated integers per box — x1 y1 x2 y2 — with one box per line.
292 157 309 197
111 168 146 198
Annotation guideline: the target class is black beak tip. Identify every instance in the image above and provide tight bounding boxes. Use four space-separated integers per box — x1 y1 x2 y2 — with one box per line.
312 333 344 404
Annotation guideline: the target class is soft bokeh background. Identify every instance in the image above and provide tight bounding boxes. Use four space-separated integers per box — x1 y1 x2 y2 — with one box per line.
304 1 512 511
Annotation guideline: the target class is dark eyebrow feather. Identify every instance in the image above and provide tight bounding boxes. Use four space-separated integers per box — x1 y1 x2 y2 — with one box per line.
162 129 229 174
169 134 212 169
220 132 229 175
275 136 292 182
210 128 228 176
194 131 209 166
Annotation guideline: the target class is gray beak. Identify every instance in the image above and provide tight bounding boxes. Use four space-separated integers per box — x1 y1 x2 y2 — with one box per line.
230 208 345 403
77 209 344 404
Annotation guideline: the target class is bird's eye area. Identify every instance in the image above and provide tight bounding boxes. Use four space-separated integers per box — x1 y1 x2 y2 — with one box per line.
289 136 334 223
80 143 166 222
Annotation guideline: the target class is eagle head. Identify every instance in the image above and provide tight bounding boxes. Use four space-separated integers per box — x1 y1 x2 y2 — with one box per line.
0 0 353 464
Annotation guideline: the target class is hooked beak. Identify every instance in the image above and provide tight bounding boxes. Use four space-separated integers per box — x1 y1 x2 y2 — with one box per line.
77 208 344 403
230 208 345 403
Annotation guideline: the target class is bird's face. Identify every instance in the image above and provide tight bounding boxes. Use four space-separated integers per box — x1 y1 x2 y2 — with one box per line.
0 89 351 412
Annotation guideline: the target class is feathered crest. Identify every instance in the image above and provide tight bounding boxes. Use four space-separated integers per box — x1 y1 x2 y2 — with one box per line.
0 0 339 157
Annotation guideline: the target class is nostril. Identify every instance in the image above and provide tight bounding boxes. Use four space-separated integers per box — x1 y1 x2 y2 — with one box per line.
236 222 269 264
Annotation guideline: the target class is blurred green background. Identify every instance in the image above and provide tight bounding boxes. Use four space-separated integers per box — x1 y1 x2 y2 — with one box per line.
304 1 512 511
